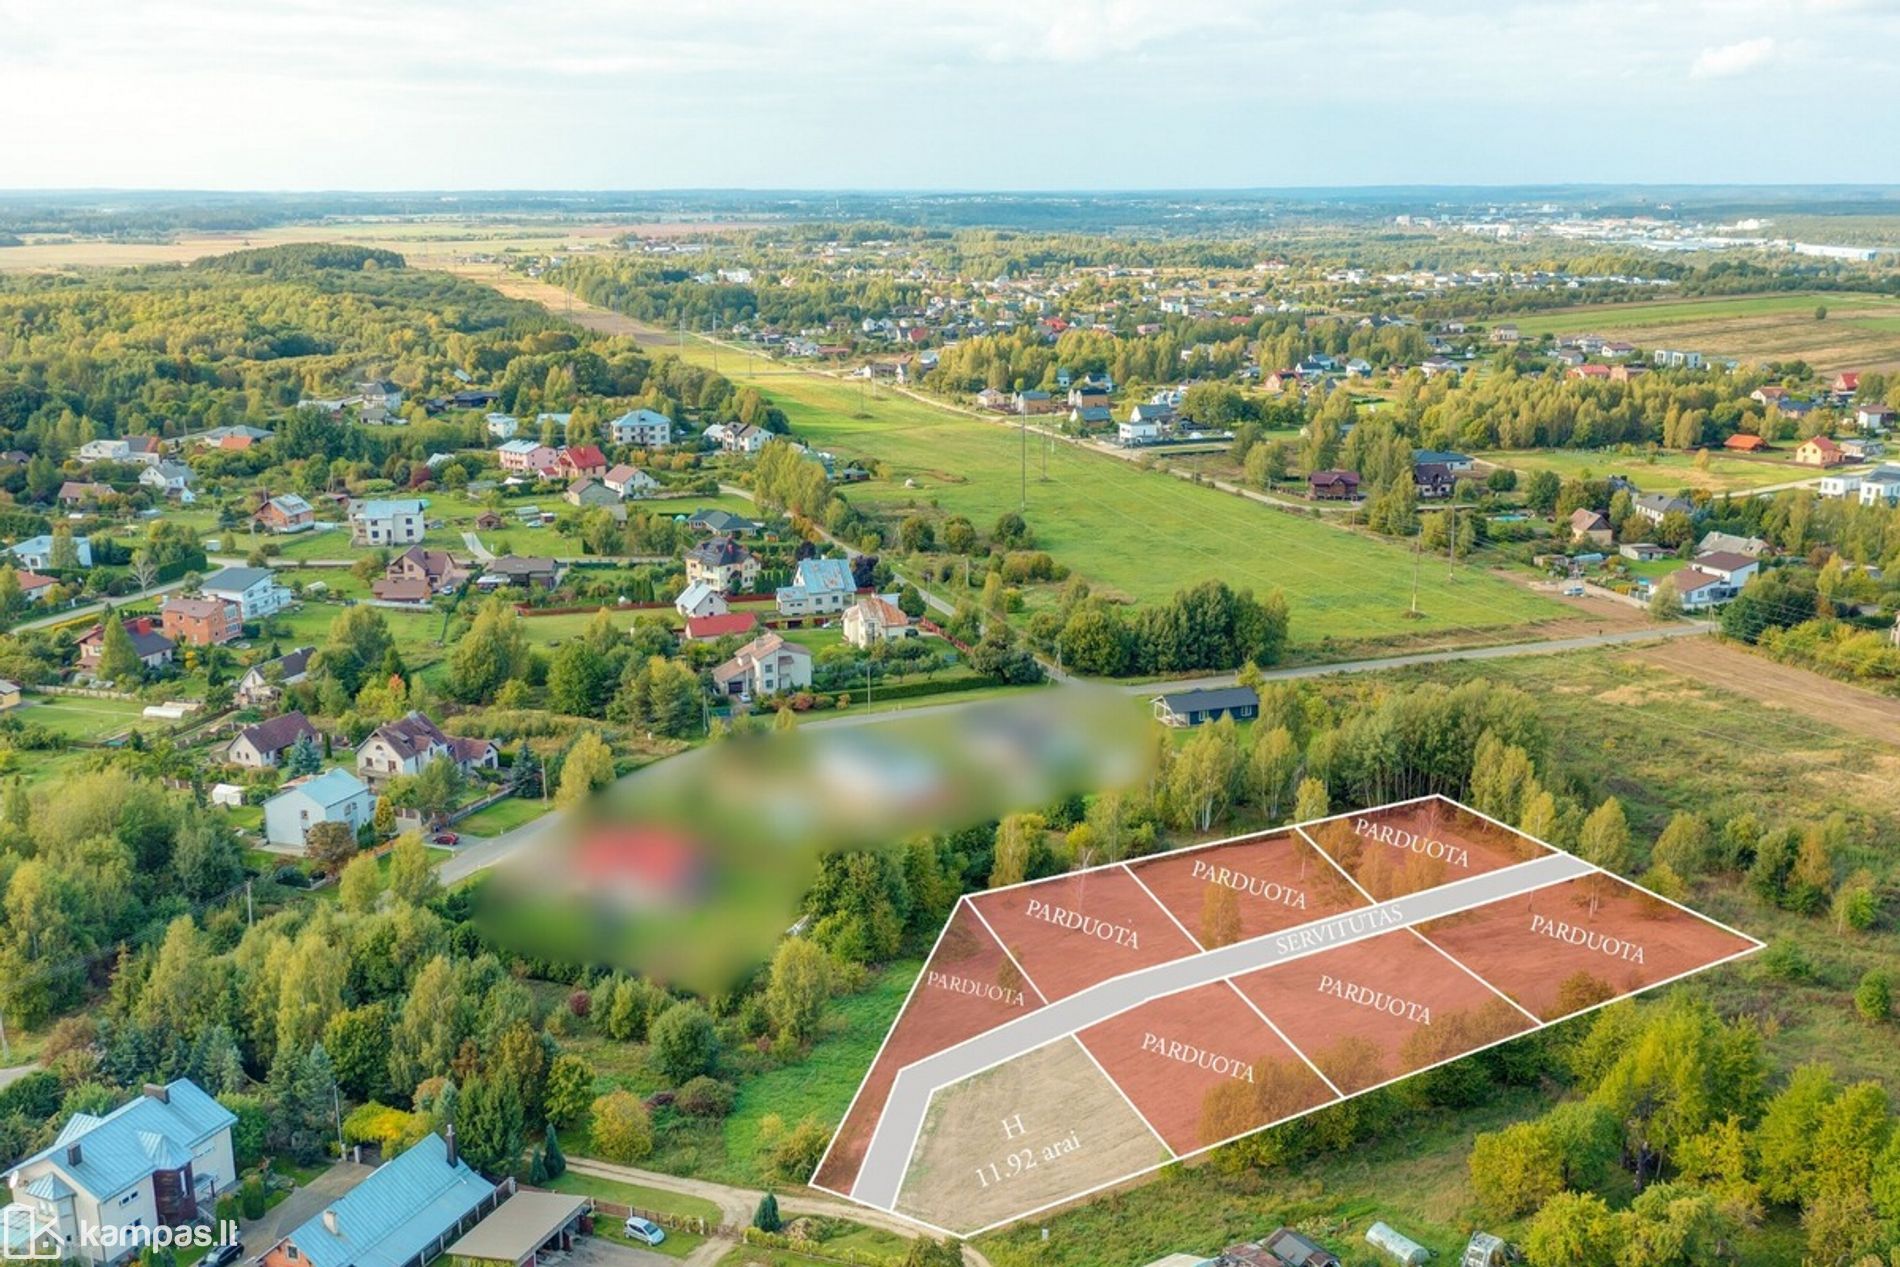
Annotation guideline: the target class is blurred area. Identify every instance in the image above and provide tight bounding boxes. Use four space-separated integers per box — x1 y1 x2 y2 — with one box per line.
473 687 1152 993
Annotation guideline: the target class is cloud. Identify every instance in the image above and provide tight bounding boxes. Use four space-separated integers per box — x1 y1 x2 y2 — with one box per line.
1691 36 1775 77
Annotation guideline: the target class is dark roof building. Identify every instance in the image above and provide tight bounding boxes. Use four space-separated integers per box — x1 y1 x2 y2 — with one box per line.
1151 686 1260 728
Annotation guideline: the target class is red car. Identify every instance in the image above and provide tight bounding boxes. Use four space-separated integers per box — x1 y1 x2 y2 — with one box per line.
431 831 460 846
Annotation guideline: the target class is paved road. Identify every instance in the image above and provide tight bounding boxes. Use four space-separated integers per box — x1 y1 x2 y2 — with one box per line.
0 1063 38 1090
462 531 495 562
13 579 190 631
240 1158 374 1255
849 849 1595 1210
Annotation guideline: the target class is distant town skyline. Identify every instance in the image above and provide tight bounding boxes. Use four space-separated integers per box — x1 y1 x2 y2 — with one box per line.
5 0 1897 190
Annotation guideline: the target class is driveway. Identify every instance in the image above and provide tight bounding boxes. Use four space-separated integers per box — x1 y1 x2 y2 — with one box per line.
563 1235 674 1267
461 531 495 562
0 1064 37 1090
240 1159 374 1254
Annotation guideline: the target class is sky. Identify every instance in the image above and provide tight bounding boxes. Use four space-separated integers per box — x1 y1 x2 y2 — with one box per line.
3 0 1897 190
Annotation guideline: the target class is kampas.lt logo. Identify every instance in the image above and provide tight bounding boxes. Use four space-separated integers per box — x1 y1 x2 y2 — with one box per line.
1 1204 67 1260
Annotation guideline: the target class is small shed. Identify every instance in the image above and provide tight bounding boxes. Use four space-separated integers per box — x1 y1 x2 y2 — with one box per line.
1461 1232 1511 1267
210 783 246 809
1365 1222 1429 1266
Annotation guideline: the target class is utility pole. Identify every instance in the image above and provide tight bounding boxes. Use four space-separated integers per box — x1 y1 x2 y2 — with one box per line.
1409 526 1423 616
245 879 253 928
0 1004 9 1062
1020 412 1028 512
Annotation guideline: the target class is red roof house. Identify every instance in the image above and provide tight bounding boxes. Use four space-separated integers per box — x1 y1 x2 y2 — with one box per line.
683 612 760 641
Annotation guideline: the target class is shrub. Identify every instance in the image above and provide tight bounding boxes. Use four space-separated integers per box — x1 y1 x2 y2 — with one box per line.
675 1076 736 1119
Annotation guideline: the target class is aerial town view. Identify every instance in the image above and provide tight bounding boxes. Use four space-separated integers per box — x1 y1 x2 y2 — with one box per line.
2 5 1900 1267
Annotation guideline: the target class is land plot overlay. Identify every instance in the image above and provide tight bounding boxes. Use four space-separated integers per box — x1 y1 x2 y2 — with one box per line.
817 794 1761 1236
891 1037 1170 1234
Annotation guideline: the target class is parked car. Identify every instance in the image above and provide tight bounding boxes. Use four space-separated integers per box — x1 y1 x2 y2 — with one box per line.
205 1241 245 1267
432 831 460 845
624 1217 667 1246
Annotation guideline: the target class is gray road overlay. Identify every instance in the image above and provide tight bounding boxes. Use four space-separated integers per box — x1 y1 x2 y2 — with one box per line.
850 850 1595 1209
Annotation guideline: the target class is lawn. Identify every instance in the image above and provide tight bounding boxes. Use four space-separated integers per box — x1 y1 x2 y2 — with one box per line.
545 1168 721 1226
645 340 1561 651
456 795 552 836
15 693 154 740
1498 291 1900 374
1479 446 1821 495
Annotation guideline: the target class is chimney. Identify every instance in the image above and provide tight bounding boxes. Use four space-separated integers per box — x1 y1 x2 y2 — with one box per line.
322 1210 339 1237
65 1143 82 1167
444 1123 457 1168
143 1083 170 1104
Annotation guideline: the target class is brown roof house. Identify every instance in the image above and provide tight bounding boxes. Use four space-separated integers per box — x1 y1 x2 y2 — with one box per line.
160 596 241 647
373 547 467 604
685 536 761 594
712 633 813 700
355 711 499 786
1569 508 1613 546
1306 469 1361 501
842 596 913 649
76 617 175 673
228 710 320 769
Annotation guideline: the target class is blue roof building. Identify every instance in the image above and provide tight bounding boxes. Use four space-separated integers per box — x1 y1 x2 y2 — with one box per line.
267 1133 496 1267
776 557 857 617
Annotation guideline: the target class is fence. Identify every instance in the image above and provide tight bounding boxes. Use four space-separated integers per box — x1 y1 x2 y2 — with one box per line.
584 1197 725 1238
35 683 139 701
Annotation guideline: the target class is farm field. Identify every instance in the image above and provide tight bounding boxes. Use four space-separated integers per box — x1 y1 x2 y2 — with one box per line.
1498 290 1900 374
1477 446 1825 495
14 692 156 740
468 274 1564 651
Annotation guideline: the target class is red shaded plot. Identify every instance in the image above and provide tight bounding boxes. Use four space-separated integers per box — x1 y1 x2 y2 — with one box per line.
1127 832 1368 950
1231 929 1534 1094
1417 873 1759 1023
968 868 1200 1002
1077 982 1337 1154
1300 796 1549 901
813 902 1043 1194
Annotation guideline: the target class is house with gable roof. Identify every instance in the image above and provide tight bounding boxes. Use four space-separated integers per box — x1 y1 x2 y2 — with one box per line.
776 557 856 616
258 1132 497 1267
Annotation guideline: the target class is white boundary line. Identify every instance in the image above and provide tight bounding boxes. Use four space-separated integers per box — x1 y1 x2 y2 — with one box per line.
1223 979 1345 1100
1069 1035 1179 1160
1119 862 1208 951
965 901 1052 1006
823 794 1764 1232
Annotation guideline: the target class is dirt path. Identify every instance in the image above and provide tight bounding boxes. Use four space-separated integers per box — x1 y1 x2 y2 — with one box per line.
567 1158 996 1267
1629 637 1900 746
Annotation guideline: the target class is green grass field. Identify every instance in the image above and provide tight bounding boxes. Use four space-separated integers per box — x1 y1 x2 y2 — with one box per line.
15 693 154 740
664 345 1561 650
1479 446 1820 495
455 795 551 836
1499 291 1900 373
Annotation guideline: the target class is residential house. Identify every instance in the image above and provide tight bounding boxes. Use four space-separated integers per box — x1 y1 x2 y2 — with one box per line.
201 566 293 620
1795 434 1847 468
58 481 113 507
1307 470 1361 501
9 534 92 570
563 478 621 510
350 498 428 547
604 464 658 498
686 508 762 536
476 556 562 590
256 494 315 534
0 680 20 710
258 1133 497 1267
1860 466 1900 507
776 556 856 616
485 413 519 440
235 646 314 708
1690 551 1760 588
674 580 730 620
1569 509 1613 546
357 379 404 414
159 597 240 647
1834 371 1862 399
975 388 1011 411
684 612 758 642
1413 449 1475 473
1152 686 1261 728
138 461 195 501
1857 405 1894 431
686 537 761 594
1619 542 1671 562
1070 405 1113 427
1723 433 1769 452
1014 389 1057 415
711 633 813 699
373 548 466 605
263 769 375 847
1653 349 1705 369
558 445 608 479
228 711 319 769
1118 419 1161 446
1697 531 1769 558
2 1080 238 1265
497 440 560 475
355 711 499 787
1413 462 1456 499
1750 386 1788 407
77 618 175 672
1843 437 1885 461
1490 323 1520 343
719 423 769 455
14 571 58 604
1656 568 1735 612
841 595 913 649
608 408 674 448
1820 471 1863 499
1633 492 1695 525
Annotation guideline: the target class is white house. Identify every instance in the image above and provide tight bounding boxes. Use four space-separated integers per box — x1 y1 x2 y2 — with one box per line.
776 557 856 616
485 413 520 439
711 633 813 699
262 769 375 846
200 566 292 620
674 580 730 620
349 498 428 547
1861 466 1900 507
138 462 195 501
1118 420 1161 446
3 1079 237 1265
609 408 673 448
1819 473 1864 499
8 535 91 571
355 711 498 787
603 464 659 498
842 595 913 649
